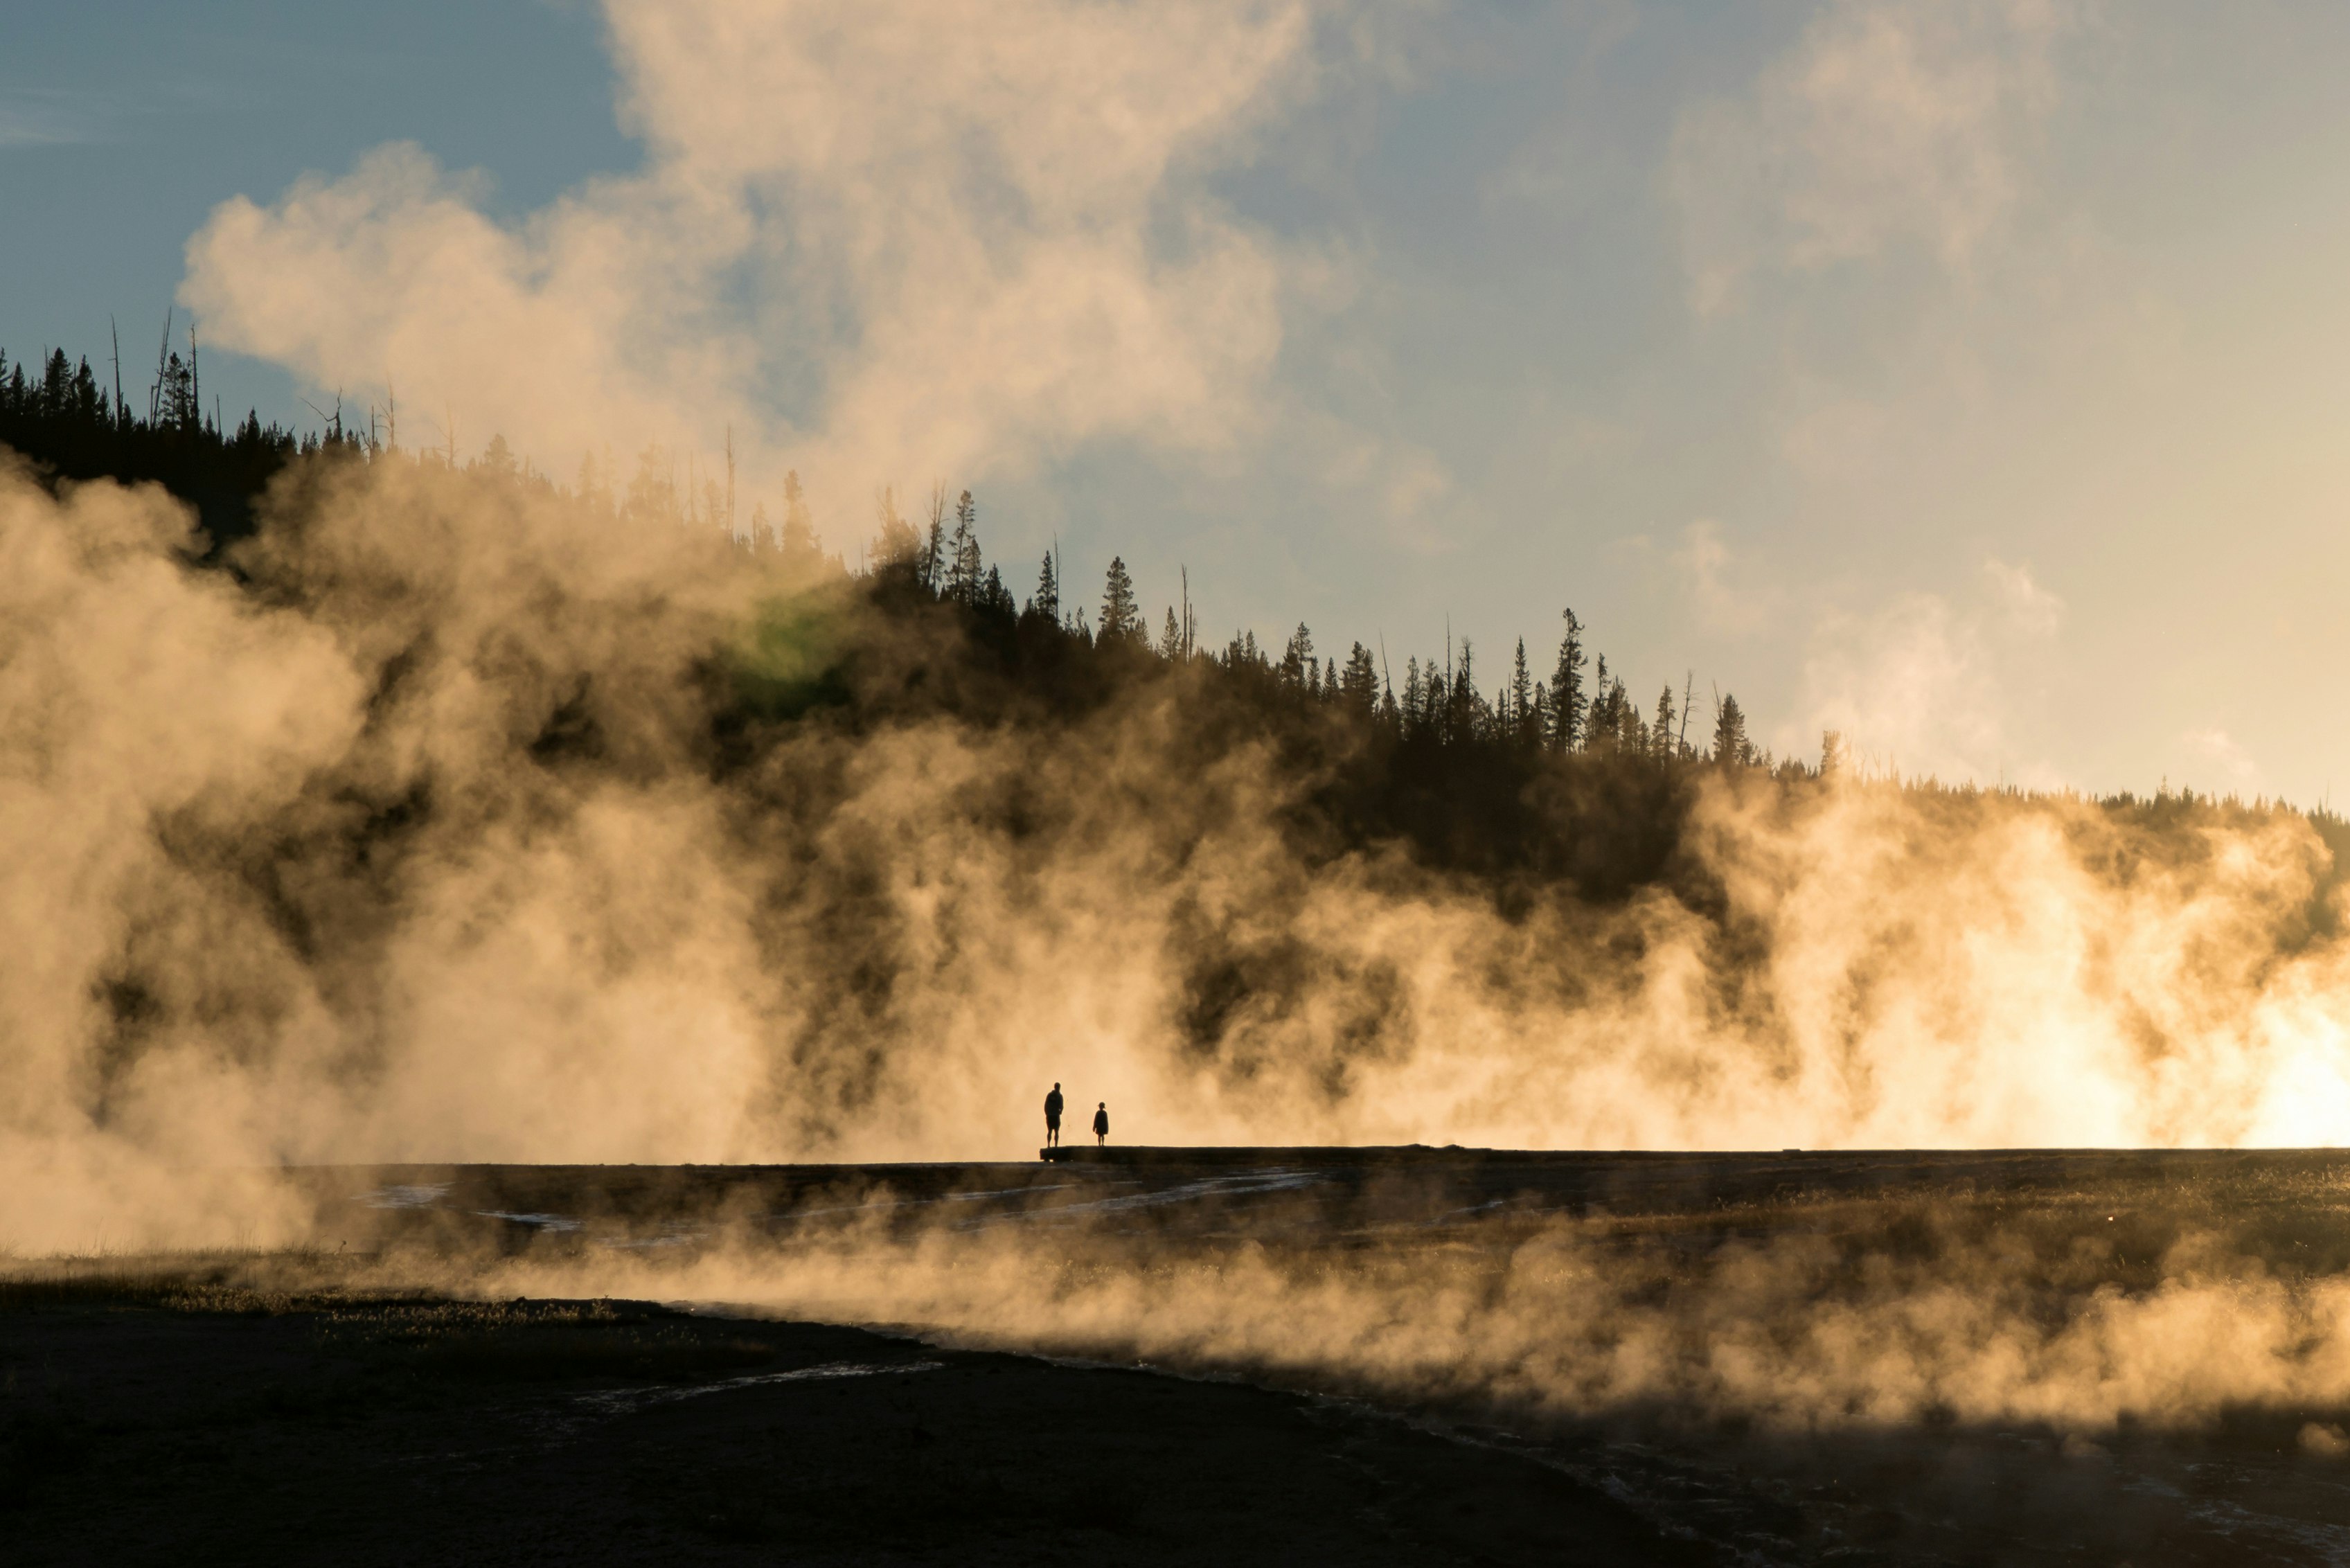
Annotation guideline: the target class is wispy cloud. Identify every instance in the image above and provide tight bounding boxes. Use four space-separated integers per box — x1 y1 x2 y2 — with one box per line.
2182 728 2262 792
0 92 109 150
1984 557 2063 637
1668 0 2084 314
1675 519 1773 636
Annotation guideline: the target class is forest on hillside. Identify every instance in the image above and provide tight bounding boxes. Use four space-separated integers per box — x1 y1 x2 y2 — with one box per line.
6 331 2342 916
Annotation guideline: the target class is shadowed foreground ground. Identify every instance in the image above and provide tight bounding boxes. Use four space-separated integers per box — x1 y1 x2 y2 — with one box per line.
18 1146 2350 1563
0 1281 1695 1567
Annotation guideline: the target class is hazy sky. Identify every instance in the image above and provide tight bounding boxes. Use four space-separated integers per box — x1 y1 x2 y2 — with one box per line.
6 1 2349 800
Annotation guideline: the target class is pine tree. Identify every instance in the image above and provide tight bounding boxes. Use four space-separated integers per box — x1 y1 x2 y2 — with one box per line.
781 470 824 571
946 490 983 603
1450 640 1480 742
919 485 947 593
1587 654 1615 751
1712 693 1750 767
1653 684 1678 760
1158 607 1184 659
1820 729 1846 778
42 350 71 419
1279 623 1315 687
157 350 197 430
624 443 675 524
577 450 609 515
872 486 920 569
1510 638 1537 749
981 564 1015 618
1549 609 1587 751
1028 551 1060 622
1341 643 1380 711
71 357 100 423
1099 556 1144 643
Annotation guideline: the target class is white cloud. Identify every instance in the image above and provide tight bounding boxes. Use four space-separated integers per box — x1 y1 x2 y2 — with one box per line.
1675 518 1770 635
1668 0 2081 314
2182 728 2262 792
180 0 1316 532
1983 556 2063 636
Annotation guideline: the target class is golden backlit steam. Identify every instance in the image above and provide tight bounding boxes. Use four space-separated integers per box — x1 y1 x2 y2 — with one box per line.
179 0 1308 527
14 0 2350 1463
4 454 2350 1262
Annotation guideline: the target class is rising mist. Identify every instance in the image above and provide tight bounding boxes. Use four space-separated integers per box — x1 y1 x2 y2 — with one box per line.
5 445 2350 1258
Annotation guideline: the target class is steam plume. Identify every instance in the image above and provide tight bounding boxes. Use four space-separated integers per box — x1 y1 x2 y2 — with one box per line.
5 448 2350 1255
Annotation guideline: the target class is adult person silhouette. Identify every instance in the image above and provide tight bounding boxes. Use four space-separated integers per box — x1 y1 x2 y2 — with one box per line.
1092 1102 1110 1147
1044 1083 1065 1148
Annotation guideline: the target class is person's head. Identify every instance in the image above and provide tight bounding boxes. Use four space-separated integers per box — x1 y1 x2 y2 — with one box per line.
1098 1101 1105 1109
1053 1082 1060 1090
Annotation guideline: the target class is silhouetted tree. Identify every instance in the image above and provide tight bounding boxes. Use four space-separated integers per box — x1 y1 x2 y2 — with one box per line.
945 489 984 603
979 563 1016 619
1340 643 1379 712
872 486 920 571
1279 623 1315 688
1100 556 1145 643
1550 609 1587 751
919 486 947 593
1712 693 1750 767
1510 638 1538 749
1027 551 1060 623
1448 640 1484 742
1587 654 1618 751
1652 684 1678 760
157 350 198 431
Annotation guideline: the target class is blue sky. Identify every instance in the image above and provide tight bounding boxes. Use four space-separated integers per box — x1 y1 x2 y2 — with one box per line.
8 1 2350 801
1 0 621 419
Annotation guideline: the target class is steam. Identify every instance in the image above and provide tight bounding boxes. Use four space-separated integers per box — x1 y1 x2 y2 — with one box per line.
178 0 1311 524
11 0 2350 1472
566 1211 2350 1438
124 1168 2350 1443
5 447 2350 1260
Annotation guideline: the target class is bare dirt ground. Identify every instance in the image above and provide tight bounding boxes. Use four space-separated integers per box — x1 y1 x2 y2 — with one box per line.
13 1147 2350 1564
